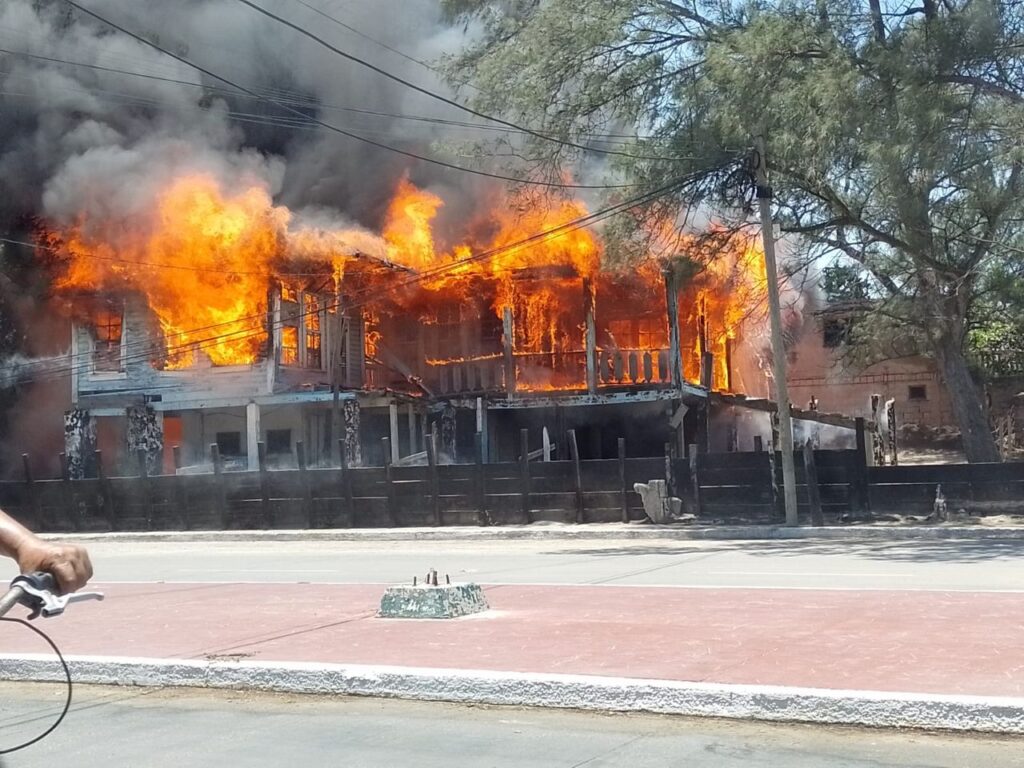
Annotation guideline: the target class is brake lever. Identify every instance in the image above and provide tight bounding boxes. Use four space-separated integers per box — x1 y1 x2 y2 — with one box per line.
10 574 105 619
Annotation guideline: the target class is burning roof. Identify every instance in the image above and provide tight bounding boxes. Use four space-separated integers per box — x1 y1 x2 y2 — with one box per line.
38 169 774 394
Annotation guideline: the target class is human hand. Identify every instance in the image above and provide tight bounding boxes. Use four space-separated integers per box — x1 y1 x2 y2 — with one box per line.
15 538 93 594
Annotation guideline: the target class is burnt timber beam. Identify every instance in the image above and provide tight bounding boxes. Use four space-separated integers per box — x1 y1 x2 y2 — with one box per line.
709 392 874 431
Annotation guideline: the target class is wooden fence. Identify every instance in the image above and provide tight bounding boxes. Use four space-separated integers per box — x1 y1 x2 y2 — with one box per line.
692 449 866 523
867 461 1024 514
2 452 668 532
4 440 1022 532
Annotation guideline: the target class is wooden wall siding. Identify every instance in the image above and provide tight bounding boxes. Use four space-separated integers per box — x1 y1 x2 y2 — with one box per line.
5 452 1020 531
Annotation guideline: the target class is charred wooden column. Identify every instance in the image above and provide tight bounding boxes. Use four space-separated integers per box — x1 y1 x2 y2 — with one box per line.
127 405 162 476
440 403 457 461
698 296 714 390
502 307 516 397
870 394 885 466
724 336 734 392
246 402 261 472
700 352 714 390
886 398 899 465
663 267 684 389
583 277 597 395
727 416 739 453
408 403 419 455
63 408 97 480
342 399 361 467
388 403 401 463
475 397 489 462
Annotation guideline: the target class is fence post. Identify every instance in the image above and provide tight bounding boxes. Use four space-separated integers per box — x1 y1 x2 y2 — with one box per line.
688 443 702 517
21 454 44 531
803 438 824 527
296 440 315 528
426 431 441 526
664 442 674 497
257 441 272 529
171 446 189 530
567 429 584 524
210 443 228 529
381 437 397 527
618 437 629 523
851 417 871 515
474 431 489 526
94 449 117 531
168 448 189 532
519 428 531 523
136 448 153 531
59 452 81 532
338 438 354 528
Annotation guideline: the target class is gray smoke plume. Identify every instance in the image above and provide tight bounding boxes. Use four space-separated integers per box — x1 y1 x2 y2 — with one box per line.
0 0 492 236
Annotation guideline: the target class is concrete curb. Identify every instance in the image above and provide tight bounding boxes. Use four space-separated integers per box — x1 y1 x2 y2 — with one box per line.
1 654 1021 733
40 524 1024 544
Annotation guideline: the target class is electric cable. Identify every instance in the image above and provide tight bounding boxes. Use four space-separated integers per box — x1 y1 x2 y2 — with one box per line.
0 617 73 754
0 47 688 147
231 0 691 162
60 0 641 191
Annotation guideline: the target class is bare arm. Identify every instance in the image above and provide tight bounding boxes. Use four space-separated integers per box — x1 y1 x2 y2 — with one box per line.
0 510 93 594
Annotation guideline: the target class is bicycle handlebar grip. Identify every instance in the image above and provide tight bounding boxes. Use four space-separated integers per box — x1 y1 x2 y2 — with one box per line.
19 572 58 593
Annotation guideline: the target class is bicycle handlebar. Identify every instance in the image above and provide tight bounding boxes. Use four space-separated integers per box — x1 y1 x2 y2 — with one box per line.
0 572 104 620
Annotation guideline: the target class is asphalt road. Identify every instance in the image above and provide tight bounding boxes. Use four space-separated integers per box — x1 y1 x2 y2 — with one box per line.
1 683 1021 768
16 537 1024 591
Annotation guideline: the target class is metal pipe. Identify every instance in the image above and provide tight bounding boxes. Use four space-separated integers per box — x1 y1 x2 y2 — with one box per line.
0 586 24 618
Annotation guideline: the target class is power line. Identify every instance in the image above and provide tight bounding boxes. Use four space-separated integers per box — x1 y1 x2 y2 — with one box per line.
1 47 700 155
60 0 637 191
287 0 473 89
230 0 693 163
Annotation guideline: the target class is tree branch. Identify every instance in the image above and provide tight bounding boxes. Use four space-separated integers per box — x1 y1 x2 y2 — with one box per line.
936 75 1024 103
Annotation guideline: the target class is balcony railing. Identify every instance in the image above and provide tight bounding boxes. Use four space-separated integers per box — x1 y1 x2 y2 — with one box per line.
426 348 673 396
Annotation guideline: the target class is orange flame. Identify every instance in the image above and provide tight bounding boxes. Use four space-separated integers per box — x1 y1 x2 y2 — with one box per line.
44 170 770 396
53 174 286 367
47 173 381 367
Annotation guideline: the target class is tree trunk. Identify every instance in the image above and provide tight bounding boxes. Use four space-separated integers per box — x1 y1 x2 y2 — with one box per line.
932 333 1000 463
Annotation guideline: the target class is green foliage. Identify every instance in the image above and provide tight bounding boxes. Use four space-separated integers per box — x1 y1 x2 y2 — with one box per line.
443 1 1024 459
821 264 869 303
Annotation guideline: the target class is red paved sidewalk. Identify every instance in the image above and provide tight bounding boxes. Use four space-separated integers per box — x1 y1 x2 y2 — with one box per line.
2 582 1022 697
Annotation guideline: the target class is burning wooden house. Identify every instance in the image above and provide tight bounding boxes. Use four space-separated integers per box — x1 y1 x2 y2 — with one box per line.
49 174 775 477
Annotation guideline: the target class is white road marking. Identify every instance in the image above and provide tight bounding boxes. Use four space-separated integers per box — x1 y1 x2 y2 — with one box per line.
708 570 904 577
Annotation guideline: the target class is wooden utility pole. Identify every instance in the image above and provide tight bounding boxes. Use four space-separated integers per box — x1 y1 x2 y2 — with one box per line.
753 136 798 526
